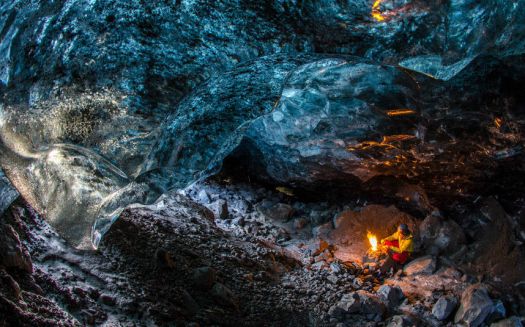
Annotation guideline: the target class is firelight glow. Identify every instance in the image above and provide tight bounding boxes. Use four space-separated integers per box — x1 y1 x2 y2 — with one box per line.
372 0 385 21
367 231 378 252
386 109 417 117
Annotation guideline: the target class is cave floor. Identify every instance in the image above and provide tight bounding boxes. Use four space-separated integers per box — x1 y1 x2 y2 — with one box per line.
1 177 524 326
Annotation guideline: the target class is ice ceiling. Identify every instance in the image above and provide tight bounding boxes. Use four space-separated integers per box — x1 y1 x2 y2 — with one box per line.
0 0 524 248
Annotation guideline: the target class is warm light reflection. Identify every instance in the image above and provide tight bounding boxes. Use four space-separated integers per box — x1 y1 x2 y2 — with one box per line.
386 109 417 117
381 134 416 143
372 0 385 21
367 231 378 252
494 117 503 129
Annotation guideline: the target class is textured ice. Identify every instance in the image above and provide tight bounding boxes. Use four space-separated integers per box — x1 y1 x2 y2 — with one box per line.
0 0 524 248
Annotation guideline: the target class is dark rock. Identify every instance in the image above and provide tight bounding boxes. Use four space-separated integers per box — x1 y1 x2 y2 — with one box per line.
211 200 229 220
488 300 507 323
356 290 386 318
192 267 216 290
0 224 32 272
211 283 237 308
377 285 404 309
394 184 434 215
312 222 332 239
387 315 414 327
0 269 21 301
309 210 331 226
419 214 466 255
232 217 246 227
455 284 495 327
260 203 294 221
155 248 176 269
293 217 308 230
88 288 100 301
311 261 325 271
326 275 338 284
403 256 436 276
463 198 525 288
330 262 342 274
491 317 524 327
329 292 361 317
181 289 200 315
432 296 458 321
100 294 116 306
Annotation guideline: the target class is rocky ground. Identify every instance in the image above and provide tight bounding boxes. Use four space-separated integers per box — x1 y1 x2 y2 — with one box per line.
1 175 524 326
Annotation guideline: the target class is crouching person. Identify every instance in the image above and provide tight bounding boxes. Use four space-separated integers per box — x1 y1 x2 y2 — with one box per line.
379 224 414 275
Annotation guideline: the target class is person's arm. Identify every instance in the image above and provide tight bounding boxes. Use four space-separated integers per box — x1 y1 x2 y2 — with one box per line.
390 238 413 253
388 245 402 253
381 232 398 244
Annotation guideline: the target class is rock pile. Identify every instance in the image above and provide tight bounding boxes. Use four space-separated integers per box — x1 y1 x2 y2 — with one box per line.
0 177 523 326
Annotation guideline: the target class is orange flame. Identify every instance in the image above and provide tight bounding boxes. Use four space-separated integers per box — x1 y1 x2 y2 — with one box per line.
372 0 385 21
367 231 378 252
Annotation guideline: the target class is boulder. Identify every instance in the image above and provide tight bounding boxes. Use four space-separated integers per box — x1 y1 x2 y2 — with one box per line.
432 296 458 321
491 317 524 327
211 200 229 220
339 292 362 313
192 267 216 290
377 285 404 309
326 274 338 284
233 200 251 215
329 291 387 320
293 217 308 230
0 269 21 301
211 283 238 308
312 222 332 239
0 224 32 273
356 290 387 318
465 198 525 287
196 189 211 204
454 284 495 327
419 214 466 255
403 256 436 276
488 300 507 323
181 289 200 315
259 203 294 221
387 315 414 327
394 183 434 214
330 262 342 274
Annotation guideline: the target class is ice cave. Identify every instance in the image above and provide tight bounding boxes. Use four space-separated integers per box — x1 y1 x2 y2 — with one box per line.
1 0 525 326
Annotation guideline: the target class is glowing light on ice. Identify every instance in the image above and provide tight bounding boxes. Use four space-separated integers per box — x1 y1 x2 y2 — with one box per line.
372 0 386 21
0 106 5 128
386 109 417 117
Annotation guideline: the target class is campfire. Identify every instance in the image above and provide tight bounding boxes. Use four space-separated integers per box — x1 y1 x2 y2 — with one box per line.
367 231 378 252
